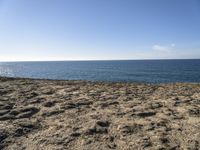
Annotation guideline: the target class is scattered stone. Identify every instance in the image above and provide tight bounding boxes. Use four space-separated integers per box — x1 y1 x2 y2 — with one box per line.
107 143 117 149
43 101 55 107
0 102 14 110
0 130 8 143
118 124 143 135
70 132 81 137
187 140 199 150
0 114 15 121
150 102 163 109
0 90 8 95
96 120 110 127
85 120 110 135
61 103 77 109
160 137 169 144
142 137 152 148
136 111 157 117
0 77 200 149
42 89 54 95
15 107 40 119
18 121 41 129
26 92 38 98
0 110 10 116
86 125 108 135
101 101 119 108
0 106 39 120
188 108 200 117
76 100 93 106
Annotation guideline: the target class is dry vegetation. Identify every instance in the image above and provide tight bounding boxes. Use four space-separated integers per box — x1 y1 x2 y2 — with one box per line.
0 77 200 150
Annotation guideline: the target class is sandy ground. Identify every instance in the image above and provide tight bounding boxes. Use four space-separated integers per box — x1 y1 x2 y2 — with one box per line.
0 77 200 150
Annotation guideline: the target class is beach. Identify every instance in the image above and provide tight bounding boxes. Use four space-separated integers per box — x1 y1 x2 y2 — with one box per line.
0 77 199 150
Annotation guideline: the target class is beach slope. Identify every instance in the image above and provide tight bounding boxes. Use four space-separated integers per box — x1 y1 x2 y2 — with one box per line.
0 77 199 149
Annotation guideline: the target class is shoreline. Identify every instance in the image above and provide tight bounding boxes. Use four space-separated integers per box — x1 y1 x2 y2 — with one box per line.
0 77 200 149
1 76 200 85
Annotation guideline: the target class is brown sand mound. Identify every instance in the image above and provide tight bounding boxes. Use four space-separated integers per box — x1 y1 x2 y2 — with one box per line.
0 77 200 149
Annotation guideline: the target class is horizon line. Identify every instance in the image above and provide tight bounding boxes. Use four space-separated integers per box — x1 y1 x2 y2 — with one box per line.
0 58 200 63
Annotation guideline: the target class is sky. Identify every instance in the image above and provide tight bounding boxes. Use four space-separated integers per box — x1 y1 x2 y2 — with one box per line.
0 0 200 61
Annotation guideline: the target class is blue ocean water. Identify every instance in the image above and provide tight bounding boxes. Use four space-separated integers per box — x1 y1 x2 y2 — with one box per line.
0 60 200 83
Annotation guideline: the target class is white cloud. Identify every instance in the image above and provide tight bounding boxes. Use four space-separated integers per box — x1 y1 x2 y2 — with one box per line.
152 45 169 52
152 44 175 53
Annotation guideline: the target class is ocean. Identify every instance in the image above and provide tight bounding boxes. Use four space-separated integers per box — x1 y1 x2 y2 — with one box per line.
0 59 200 83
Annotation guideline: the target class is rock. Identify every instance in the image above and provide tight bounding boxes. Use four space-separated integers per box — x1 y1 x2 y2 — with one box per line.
26 92 38 98
0 130 8 143
0 110 10 116
43 101 55 107
96 120 110 127
150 102 163 109
187 140 199 150
0 90 8 95
118 124 143 135
76 100 93 106
0 102 14 110
85 120 110 135
14 121 41 137
0 106 40 120
107 143 117 149
160 137 169 144
9 110 19 115
14 128 27 137
86 126 108 135
188 108 200 117
15 107 40 119
70 132 81 137
101 101 119 108
41 89 54 95
142 137 152 148
61 103 77 109
0 114 15 121
18 121 41 129
136 111 157 117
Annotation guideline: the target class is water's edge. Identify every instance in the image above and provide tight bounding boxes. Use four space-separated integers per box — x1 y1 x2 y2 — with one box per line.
1 76 199 86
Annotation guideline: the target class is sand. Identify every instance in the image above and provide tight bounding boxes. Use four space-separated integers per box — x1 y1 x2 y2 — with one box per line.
0 77 200 150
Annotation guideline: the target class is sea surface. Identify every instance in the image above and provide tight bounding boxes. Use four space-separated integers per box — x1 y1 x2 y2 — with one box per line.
0 60 200 83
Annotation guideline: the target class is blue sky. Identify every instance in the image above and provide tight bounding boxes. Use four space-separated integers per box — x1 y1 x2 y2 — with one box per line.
0 0 200 61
